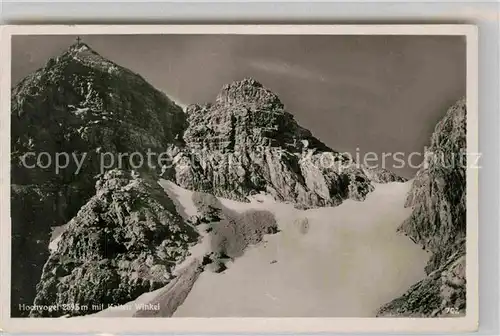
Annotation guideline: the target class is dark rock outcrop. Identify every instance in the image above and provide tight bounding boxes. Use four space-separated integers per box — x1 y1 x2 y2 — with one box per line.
30 170 198 317
10 185 60 317
377 98 467 317
191 191 223 223
191 191 278 266
210 209 279 260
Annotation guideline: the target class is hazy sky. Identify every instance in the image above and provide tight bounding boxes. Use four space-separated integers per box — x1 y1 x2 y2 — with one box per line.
11 34 466 178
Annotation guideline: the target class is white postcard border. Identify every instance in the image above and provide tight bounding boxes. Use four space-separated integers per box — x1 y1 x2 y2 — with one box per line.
0 24 479 334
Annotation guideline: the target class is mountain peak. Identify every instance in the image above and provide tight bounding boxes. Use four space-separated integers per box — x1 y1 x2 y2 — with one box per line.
63 41 105 60
47 41 128 76
215 78 283 109
235 77 264 88
67 41 91 52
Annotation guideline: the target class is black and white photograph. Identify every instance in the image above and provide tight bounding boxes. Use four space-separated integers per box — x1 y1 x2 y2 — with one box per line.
1 25 478 333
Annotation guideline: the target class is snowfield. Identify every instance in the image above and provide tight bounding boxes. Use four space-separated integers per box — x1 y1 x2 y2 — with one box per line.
173 180 429 317
75 179 429 317
49 224 69 253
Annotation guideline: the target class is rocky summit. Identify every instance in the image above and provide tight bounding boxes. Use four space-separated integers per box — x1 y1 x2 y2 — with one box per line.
12 42 185 185
377 98 467 317
168 78 404 209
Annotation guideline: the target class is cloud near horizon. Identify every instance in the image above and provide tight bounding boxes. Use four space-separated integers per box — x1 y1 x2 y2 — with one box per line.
247 59 328 83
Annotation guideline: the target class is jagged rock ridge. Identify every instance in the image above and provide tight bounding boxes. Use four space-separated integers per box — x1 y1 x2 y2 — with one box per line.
168 78 405 209
377 98 467 317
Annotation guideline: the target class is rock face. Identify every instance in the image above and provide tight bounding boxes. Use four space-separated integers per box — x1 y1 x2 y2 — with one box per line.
11 42 186 316
377 98 467 317
30 170 198 317
168 78 402 209
10 185 60 317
